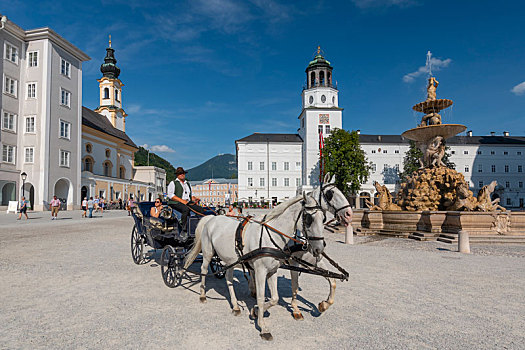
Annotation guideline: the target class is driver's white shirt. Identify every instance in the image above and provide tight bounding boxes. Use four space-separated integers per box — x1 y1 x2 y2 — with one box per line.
167 179 191 201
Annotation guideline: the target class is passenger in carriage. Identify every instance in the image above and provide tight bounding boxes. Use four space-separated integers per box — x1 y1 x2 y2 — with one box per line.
167 167 206 239
150 197 162 218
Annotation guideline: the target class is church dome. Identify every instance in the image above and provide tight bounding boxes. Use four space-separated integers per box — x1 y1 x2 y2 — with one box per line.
100 45 120 79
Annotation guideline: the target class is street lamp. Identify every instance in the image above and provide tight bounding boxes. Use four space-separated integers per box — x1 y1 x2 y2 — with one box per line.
20 172 27 200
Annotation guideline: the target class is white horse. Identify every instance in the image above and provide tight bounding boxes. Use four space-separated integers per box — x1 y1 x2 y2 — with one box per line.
184 193 326 341
246 173 353 320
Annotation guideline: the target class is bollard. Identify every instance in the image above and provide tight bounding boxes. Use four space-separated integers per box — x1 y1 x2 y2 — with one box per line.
345 225 354 245
458 230 470 254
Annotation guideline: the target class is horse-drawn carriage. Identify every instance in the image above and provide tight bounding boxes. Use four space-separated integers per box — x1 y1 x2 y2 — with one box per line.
130 201 223 287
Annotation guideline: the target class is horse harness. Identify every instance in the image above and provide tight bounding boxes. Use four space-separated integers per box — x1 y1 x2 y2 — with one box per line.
318 182 352 221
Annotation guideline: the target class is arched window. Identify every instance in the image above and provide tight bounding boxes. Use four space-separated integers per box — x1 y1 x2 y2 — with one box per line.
310 72 316 88
327 72 331 86
85 143 92 153
320 71 325 86
115 89 119 101
103 161 112 177
105 149 111 158
84 157 93 172
104 87 109 99
119 166 126 179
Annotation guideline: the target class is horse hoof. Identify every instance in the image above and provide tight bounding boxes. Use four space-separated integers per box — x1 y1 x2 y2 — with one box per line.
318 301 328 313
250 307 258 318
232 309 241 316
199 296 207 303
292 312 304 321
260 333 273 341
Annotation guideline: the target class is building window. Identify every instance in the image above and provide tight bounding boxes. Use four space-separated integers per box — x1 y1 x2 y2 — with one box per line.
384 164 389 171
464 165 469 173
2 111 16 131
518 151 522 156
84 157 93 172
478 181 483 188
284 178 290 186
60 88 71 107
115 89 119 101
505 181 510 188
260 162 264 171
504 151 508 155
491 151 495 155
395 150 400 154
103 87 109 99
284 162 289 171
318 125 323 134
296 161 301 170
271 162 276 171
296 178 301 186
105 149 111 158
505 165 509 173
451 150 455 154
464 150 468 155
325 125 331 135
491 165 496 172
3 76 18 97
28 51 38 67
26 83 36 99
478 164 482 172
103 161 112 176
519 182 523 189
119 166 126 179
25 147 34 163
383 150 387 154
371 150 376 154
85 143 92 153
272 178 277 186
248 178 253 187
2 145 15 163
394 164 399 172
25 116 35 133
518 165 522 173
506 198 511 206
477 151 482 155
247 161 252 170
60 150 70 167
59 120 71 139
61 58 71 77
4 42 18 64
260 178 265 187
371 163 376 173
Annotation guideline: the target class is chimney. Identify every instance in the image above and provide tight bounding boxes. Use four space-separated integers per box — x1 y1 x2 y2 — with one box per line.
503 131 509 137
467 130 472 137
490 131 495 136
378 135 382 141
356 129 361 135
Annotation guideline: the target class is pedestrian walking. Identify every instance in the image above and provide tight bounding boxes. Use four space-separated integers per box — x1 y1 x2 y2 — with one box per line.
100 197 105 214
87 197 94 218
17 196 29 220
81 197 88 218
94 196 100 213
49 195 61 220
118 198 123 210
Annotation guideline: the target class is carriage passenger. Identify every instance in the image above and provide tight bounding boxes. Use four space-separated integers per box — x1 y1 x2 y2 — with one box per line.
150 198 162 218
167 167 206 239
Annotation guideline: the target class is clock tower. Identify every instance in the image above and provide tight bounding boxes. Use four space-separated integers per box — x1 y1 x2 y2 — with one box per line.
95 36 128 131
298 47 343 190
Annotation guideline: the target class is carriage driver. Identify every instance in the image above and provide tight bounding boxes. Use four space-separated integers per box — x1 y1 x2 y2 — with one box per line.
167 167 206 239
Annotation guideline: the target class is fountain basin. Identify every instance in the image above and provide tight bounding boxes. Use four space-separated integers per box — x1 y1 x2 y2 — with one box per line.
402 124 467 142
412 98 453 113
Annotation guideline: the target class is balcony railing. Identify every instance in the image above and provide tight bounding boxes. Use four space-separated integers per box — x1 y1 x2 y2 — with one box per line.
303 82 337 90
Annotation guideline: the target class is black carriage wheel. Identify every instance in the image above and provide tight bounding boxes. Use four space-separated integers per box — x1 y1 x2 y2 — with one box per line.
161 245 183 288
131 225 145 265
209 255 225 279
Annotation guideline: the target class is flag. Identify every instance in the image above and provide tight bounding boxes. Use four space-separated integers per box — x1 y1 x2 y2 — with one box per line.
319 130 324 182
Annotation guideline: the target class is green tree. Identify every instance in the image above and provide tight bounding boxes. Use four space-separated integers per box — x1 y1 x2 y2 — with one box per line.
322 129 370 194
400 141 455 181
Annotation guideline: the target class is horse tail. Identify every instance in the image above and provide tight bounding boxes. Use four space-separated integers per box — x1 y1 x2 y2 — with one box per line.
184 215 214 269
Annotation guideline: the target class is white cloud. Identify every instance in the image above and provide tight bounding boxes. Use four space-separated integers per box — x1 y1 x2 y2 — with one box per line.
141 144 176 153
511 81 525 95
403 57 452 83
352 0 417 9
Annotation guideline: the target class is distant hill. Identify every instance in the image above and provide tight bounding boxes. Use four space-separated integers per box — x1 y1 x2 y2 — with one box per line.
186 154 237 181
134 147 178 183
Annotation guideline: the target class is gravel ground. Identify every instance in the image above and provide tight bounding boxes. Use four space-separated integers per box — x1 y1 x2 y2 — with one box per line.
1 211 524 349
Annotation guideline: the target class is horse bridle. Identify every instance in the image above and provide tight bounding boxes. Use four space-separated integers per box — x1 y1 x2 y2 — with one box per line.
318 182 352 221
293 198 326 249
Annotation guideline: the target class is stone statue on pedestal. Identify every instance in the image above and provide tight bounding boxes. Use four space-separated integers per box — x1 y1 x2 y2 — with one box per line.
426 77 439 101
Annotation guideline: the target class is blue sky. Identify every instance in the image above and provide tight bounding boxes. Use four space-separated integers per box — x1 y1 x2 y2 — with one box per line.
4 0 525 168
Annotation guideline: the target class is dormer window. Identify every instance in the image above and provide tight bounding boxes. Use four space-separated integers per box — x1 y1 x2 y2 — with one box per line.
104 87 109 99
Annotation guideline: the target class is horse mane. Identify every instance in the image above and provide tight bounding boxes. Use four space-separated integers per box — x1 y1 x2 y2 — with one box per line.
262 195 303 223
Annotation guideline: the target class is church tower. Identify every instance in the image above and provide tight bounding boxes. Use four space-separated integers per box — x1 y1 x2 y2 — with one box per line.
298 47 343 189
95 36 127 131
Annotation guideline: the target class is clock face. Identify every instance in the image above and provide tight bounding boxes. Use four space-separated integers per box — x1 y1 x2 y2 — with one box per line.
321 95 326 103
309 96 313 104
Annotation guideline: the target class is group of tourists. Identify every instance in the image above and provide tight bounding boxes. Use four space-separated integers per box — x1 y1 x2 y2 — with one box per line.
81 195 107 218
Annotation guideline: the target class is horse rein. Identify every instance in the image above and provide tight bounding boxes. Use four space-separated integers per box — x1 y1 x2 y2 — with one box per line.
319 182 352 220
